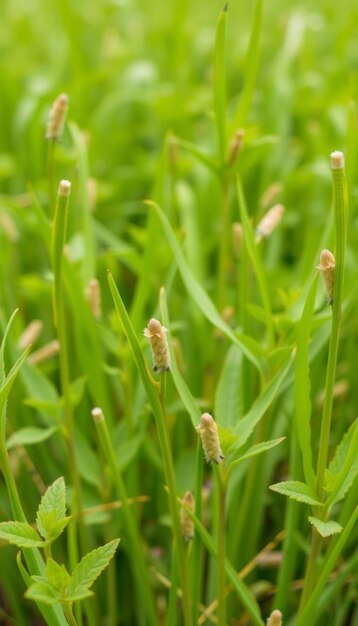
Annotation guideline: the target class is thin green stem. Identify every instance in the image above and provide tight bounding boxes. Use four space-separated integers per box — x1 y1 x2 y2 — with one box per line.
191 442 204 626
63 603 78 626
217 179 230 312
214 466 227 626
300 153 348 611
93 409 159 626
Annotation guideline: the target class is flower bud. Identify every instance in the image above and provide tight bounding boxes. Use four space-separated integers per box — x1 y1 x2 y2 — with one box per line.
143 318 171 373
226 129 244 166
267 610 282 626
330 150 344 170
232 222 243 258
46 93 69 141
85 278 102 320
256 204 284 242
197 413 224 464
180 491 195 542
317 249 335 304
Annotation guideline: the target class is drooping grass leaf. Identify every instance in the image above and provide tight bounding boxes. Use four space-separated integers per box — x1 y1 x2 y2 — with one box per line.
149 200 263 373
294 274 319 489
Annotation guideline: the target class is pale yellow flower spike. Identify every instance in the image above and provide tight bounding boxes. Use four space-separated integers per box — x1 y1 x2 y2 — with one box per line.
144 318 171 373
267 609 283 626
317 248 335 304
46 93 69 141
180 491 195 542
197 413 224 464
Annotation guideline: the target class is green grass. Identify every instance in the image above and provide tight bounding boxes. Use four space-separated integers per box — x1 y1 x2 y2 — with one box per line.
0 1 357 625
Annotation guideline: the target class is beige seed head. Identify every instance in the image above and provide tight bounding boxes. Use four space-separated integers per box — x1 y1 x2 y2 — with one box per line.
58 179 71 197
317 249 335 304
256 204 285 242
227 129 244 166
18 320 43 350
92 407 105 423
232 222 243 258
267 609 283 626
260 182 283 210
330 150 344 170
85 278 102 320
143 318 171 373
28 340 60 365
46 93 69 140
197 413 224 464
180 491 195 542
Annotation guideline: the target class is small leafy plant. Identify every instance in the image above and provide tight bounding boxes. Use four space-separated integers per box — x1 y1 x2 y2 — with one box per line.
0 477 119 626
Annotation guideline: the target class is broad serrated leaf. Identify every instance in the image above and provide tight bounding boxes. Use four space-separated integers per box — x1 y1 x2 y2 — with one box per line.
308 517 343 537
65 587 94 602
46 559 72 591
25 581 60 605
45 517 70 543
269 481 323 505
71 539 120 592
36 477 66 538
7 426 57 449
0 522 43 547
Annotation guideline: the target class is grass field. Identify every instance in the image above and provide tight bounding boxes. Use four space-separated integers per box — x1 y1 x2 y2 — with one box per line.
0 1 357 625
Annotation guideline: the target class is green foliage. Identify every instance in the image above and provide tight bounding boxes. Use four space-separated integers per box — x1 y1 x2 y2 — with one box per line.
269 480 323 506
0 0 357 624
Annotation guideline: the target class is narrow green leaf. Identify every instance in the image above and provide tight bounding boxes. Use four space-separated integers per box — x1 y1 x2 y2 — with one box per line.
68 122 95 285
0 521 43 547
0 309 19 386
7 426 57 450
16 551 32 587
215 346 243 428
237 179 274 347
160 288 200 428
36 477 66 539
178 496 264 626
269 481 323 506
213 3 228 163
232 352 293 450
25 581 60 605
230 438 285 471
175 138 219 175
0 346 31 438
326 419 358 506
308 517 343 537
294 274 319 489
232 0 262 127
149 200 262 373
71 538 120 592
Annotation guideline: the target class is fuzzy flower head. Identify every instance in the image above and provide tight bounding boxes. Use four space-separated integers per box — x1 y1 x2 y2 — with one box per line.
197 413 224 464
46 93 69 141
255 204 285 242
317 249 335 305
144 318 171 373
267 610 282 626
180 491 195 542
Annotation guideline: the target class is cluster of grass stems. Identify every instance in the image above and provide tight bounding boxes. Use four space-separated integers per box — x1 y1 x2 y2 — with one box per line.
0 1 357 626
